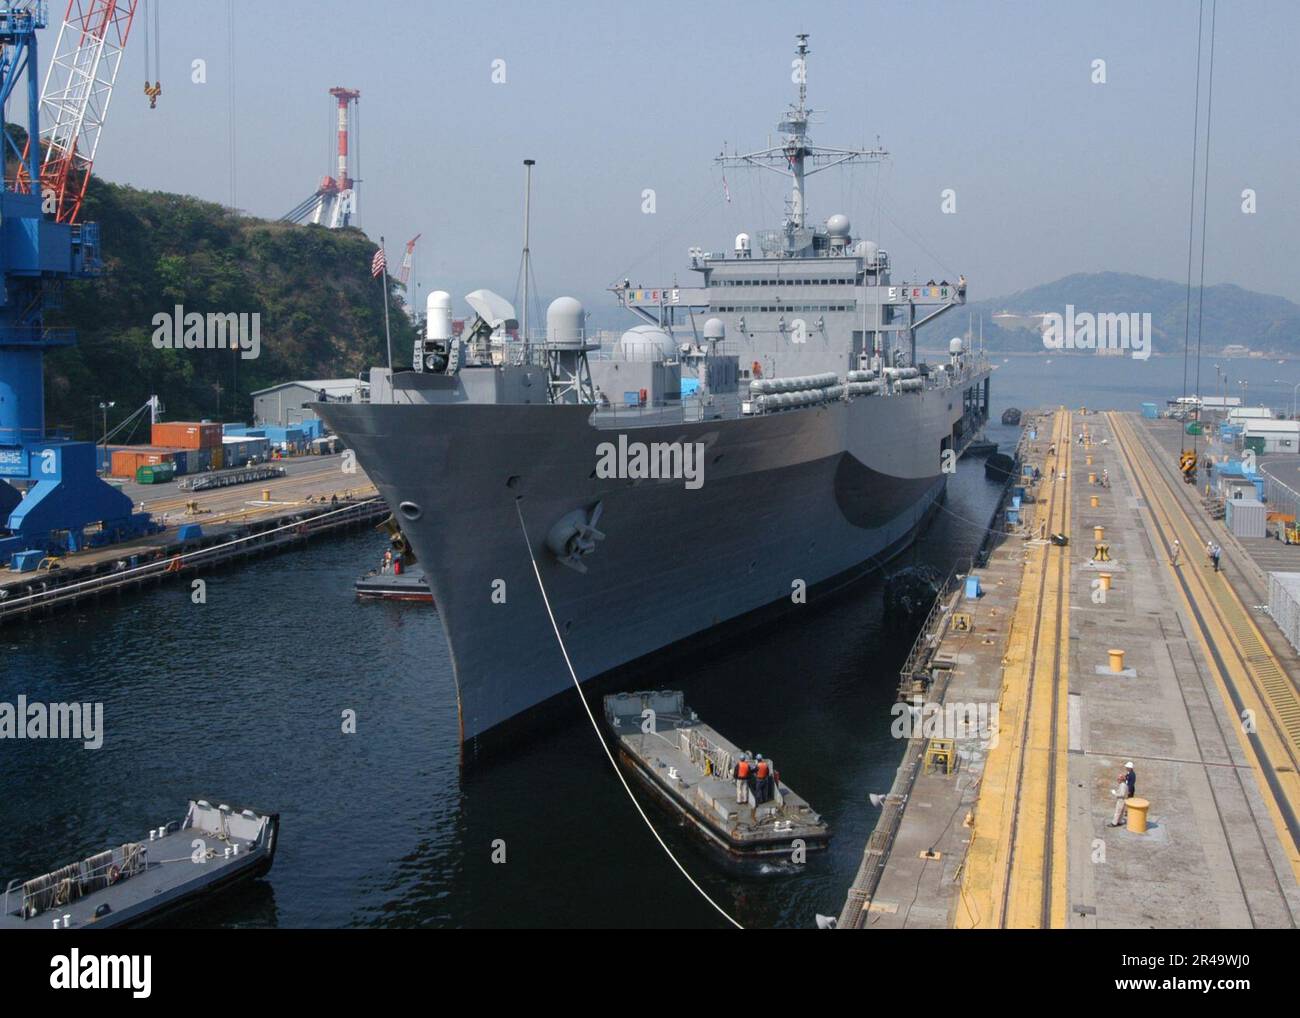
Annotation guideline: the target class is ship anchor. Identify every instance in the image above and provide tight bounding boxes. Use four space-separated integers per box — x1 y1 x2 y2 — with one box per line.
545 501 605 573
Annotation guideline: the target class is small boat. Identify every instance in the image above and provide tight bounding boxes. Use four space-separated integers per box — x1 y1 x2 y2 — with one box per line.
603 690 829 869
354 567 433 603
2 800 278 929
1001 407 1022 426
964 437 999 457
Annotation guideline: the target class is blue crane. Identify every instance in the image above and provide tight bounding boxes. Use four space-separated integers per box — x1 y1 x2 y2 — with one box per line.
0 1 156 563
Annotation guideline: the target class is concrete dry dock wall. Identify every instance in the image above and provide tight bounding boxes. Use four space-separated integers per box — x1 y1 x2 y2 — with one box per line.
841 409 1300 930
838 410 1058 929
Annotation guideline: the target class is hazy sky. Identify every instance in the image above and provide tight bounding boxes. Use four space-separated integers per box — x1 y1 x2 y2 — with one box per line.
60 0 1300 317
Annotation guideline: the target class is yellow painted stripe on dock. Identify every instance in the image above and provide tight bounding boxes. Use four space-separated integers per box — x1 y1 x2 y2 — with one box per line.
955 408 1071 928
1109 412 1300 882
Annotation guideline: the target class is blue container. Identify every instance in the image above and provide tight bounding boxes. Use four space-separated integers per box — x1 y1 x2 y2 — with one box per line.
965 575 983 600
1141 402 1159 419
170 449 189 475
177 523 204 541
10 549 43 572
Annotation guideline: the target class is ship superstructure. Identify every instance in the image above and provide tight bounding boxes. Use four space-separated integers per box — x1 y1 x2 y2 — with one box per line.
316 35 990 746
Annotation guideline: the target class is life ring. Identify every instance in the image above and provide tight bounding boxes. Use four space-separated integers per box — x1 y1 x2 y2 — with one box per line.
107 864 121 885
165 556 183 573
751 361 763 379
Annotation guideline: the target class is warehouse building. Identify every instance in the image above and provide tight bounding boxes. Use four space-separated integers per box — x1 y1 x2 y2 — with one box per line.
251 378 368 429
1243 418 1300 454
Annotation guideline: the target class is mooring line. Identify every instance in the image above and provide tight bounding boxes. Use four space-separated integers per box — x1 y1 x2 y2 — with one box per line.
513 497 744 930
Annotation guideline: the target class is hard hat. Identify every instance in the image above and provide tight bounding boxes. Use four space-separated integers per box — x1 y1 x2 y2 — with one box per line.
1125 761 1134 769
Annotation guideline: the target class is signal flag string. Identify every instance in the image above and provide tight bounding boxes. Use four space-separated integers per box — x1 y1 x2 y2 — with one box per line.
513 497 744 930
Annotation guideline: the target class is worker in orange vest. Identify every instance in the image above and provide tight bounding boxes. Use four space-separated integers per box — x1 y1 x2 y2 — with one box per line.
755 754 772 804
733 753 752 804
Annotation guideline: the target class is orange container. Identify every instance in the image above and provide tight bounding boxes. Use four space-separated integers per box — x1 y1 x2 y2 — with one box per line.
110 447 174 478
151 421 223 450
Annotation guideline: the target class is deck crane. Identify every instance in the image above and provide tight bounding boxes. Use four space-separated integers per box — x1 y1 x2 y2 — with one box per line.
14 0 139 224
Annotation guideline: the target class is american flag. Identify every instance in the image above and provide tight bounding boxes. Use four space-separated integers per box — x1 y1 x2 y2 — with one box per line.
371 247 386 278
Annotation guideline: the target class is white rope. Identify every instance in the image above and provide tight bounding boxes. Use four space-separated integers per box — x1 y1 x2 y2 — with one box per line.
513 498 743 929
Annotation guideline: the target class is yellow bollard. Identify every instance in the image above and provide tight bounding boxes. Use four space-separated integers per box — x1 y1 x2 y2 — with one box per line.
1088 472 1096 484
1099 572 1112 591
1086 455 1093 466
262 489 271 501
1090 495 1099 508
1108 648 1125 672
1125 797 1149 834
1093 525 1105 542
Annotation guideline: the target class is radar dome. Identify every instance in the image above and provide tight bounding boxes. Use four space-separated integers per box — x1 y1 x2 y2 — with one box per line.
546 296 585 348
854 240 880 265
617 325 673 361
735 232 751 252
703 317 726 342
949 337 964 355
826 213 851 238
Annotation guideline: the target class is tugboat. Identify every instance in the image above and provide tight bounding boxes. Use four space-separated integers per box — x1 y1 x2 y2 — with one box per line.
1 799 278 929
603 690 829 870
1001 407 1022 426
964 435 998 457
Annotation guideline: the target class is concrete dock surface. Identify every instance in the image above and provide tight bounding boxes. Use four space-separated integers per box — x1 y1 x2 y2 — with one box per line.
842 409 1300 929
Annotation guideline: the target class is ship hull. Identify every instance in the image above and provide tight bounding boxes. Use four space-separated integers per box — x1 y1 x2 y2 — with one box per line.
318 378 983 744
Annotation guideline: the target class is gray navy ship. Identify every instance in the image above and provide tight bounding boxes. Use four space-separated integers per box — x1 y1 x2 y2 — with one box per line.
316 35 991 747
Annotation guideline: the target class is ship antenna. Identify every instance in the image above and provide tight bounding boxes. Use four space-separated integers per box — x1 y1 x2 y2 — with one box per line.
520 159 536 359
716 33 887 255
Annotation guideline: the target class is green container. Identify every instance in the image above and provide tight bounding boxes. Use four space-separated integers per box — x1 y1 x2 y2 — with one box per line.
136 462 175 484
1185 422 1203 436
1245 436 1266 454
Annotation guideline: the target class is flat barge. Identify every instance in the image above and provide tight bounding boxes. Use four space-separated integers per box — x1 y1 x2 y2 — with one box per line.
354 567 433 603
604 690 829 868
2 799 278 929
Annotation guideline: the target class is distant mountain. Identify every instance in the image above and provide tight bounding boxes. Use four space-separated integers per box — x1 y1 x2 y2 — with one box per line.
919 272 1300 356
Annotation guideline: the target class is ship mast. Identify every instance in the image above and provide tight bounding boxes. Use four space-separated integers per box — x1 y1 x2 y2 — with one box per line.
717 33 888 254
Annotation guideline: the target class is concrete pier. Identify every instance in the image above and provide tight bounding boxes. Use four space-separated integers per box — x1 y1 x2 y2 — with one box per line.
840 409 1300 929
0 453 383 624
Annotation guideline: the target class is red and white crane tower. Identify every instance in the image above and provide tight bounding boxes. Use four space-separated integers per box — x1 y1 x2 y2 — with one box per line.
281 86 361 228
16 0 139 224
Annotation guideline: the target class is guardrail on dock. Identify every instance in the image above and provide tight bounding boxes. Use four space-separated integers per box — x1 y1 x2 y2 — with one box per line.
0 497 387 625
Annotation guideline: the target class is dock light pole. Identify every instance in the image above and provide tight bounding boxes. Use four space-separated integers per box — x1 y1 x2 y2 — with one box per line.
1273 379 1300 419
98 400 115 452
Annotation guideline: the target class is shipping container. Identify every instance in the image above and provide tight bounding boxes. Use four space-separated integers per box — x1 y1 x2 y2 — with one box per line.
1140 402 1159 419
1226 497 1266 538
136 462 176 484
170 449 189 475
1269 572 1300 654
151 421 223 450
110 447 174 478
188 447 211 473
210 446 225 470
